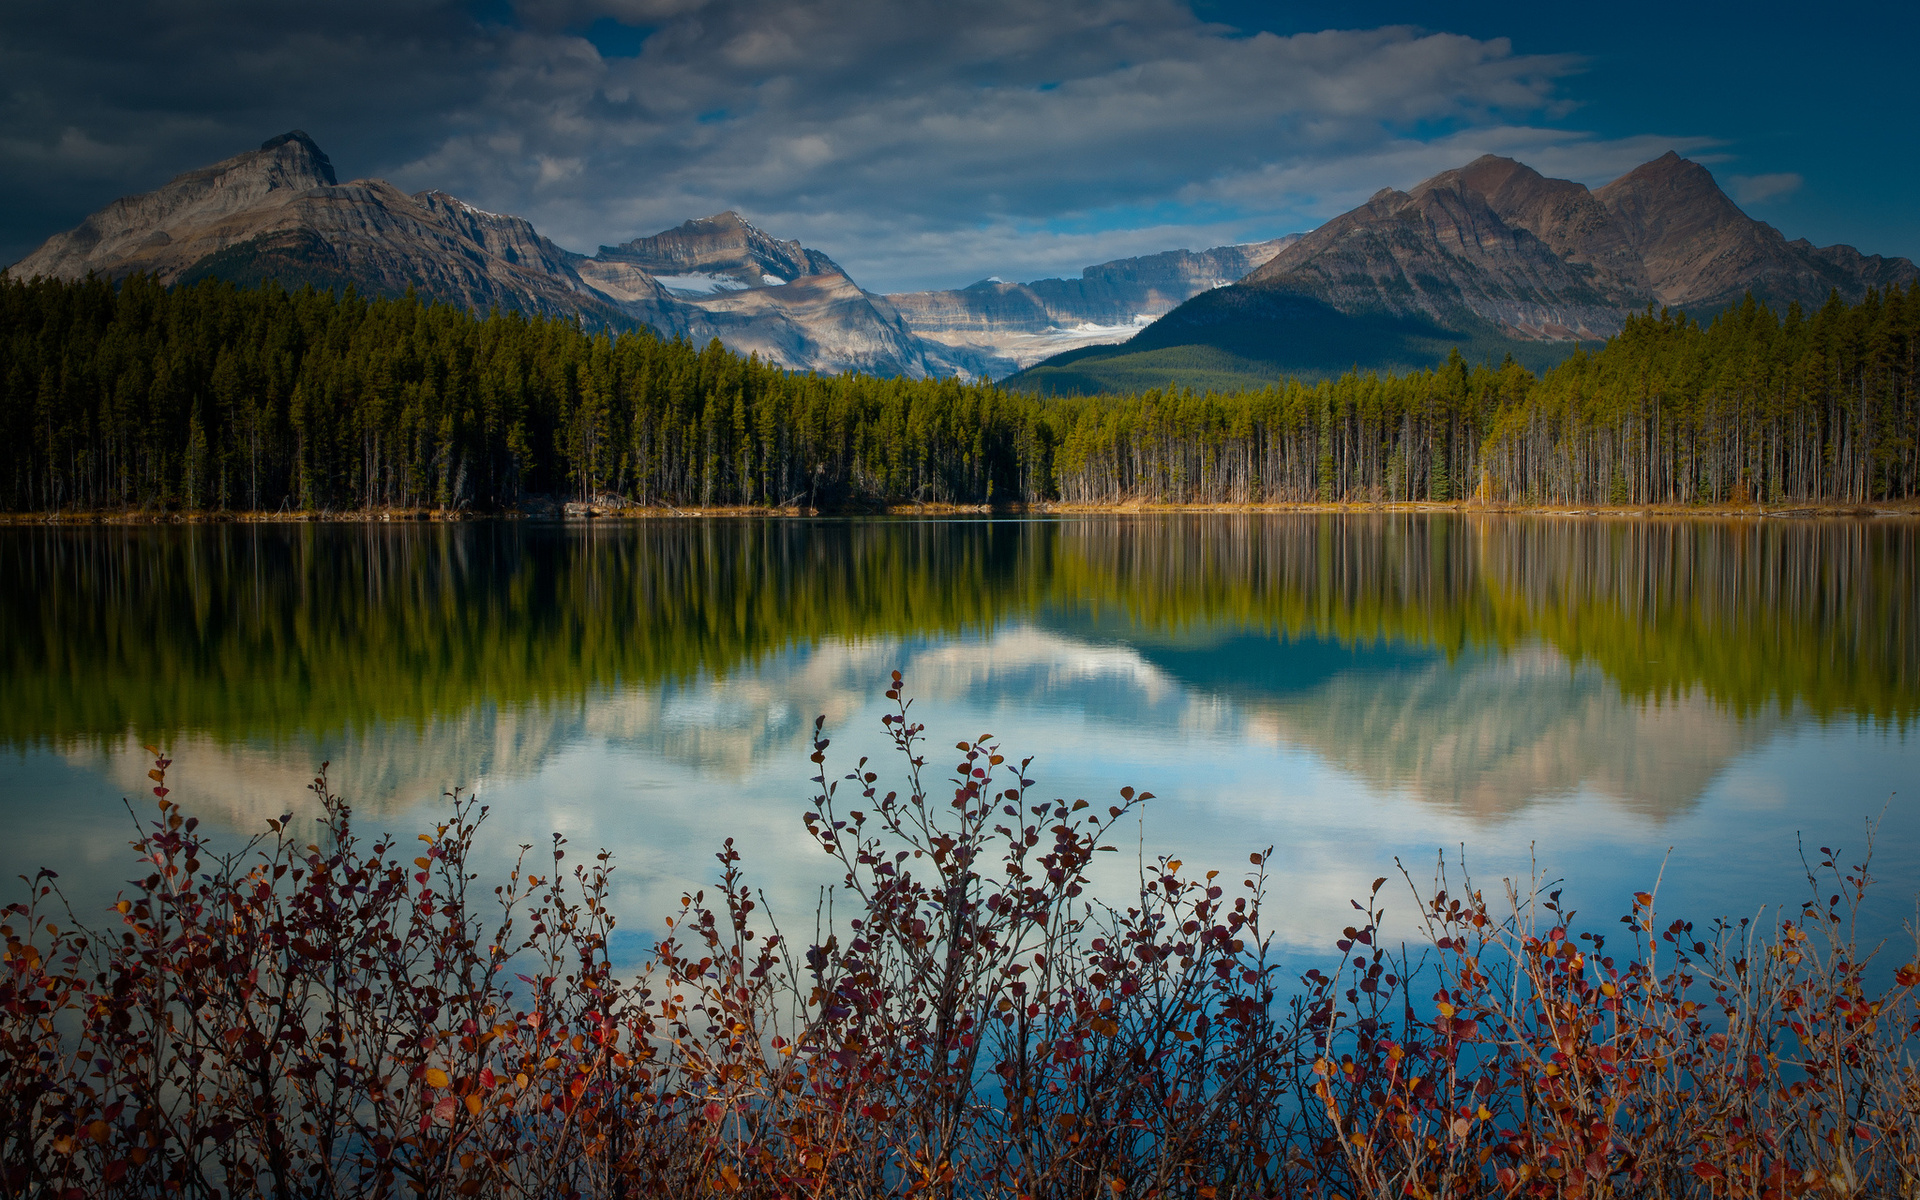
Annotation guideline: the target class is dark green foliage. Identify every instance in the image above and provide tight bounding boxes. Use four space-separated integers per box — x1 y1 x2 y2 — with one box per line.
3 275 1915 510
0 274 1045 511
1040 291 1920 505
1005 290 1593 394
1007 344 1293 397
1485 293 1920 504
173 231 370 297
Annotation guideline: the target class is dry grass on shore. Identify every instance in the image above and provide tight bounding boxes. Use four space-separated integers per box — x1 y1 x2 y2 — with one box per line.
4 497 1917 526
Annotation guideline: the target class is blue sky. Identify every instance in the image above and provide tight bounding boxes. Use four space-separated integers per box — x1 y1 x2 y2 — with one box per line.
0 0 1909 292
1208 0 1916 266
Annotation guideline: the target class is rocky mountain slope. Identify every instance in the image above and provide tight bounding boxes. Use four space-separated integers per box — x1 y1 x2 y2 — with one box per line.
583 212 950 379
5 133 948 378
19 134 1911 391
885 238 1299 370
1589 153 1917 311
9 132 632 325
1012 152 1917 393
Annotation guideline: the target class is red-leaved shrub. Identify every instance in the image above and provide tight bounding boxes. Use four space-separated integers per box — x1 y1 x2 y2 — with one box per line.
2 673 1915 1198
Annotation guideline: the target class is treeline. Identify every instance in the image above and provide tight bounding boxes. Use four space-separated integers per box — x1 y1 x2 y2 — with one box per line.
3 273 1916 509
0 273 1034 512
1047 291 1920 505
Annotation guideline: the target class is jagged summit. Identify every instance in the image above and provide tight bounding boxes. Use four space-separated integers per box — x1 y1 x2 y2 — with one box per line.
259 130 336 185
597 210 840 293
1214 150 1915 336
1232 164 1631 342
6 130 347 283
13 132 1914 391
4 133 956 378
1010 150 1917 392
580 209 947 376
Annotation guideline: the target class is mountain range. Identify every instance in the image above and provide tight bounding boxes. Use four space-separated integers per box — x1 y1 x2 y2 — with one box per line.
3 131 1283 380
8 132 1914 390
1010 152 1917 393
888 236 1300 370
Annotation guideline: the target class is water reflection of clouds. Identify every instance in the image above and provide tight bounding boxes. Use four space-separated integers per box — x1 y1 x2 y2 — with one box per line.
24 617 1907 959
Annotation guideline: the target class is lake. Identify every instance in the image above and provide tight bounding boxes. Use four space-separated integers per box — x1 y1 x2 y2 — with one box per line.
3 514 1915 964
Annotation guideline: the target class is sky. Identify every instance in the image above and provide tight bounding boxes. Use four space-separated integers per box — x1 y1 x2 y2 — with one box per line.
1 0 1912 294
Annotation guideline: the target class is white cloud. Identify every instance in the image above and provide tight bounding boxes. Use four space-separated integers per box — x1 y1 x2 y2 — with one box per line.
0 0 1721 291
1729 171 1803 206
387 0 1664 290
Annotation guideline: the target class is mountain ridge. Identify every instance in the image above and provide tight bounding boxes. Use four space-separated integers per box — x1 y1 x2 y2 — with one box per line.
3 134 955 378
14 136 1913 392
883 237 1302 371
4 132 1301 382
1009 151 1916 393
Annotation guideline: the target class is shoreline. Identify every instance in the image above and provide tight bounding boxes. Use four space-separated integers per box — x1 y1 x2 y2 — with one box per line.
4 498 1918 525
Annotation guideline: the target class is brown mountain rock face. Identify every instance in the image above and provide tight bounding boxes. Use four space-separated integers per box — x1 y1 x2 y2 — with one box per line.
4 132 619 323
1802 240 1919 295
1591 152 1917 310
270 184 615 320
1245 172 1632 340
1448 155 1648 291
14 131 1915 384
9 132 338 282
1191 151 1914 349
597 211 836 288
1595 151 1794 308
1028 150 1915 389
5 134 949 378
589 210 945 377
678 272 944 378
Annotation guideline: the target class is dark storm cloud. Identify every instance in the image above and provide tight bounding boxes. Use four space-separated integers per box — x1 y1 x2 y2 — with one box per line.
0 0 502 265
0 0 1708 290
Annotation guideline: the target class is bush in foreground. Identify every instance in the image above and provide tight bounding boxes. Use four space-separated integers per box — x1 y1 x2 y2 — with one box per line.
2 674 1917 1199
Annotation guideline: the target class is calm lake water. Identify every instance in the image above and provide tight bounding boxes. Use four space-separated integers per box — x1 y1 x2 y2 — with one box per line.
3 515 1916 962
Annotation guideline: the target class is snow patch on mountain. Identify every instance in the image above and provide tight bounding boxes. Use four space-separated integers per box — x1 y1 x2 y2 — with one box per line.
655 272 749 295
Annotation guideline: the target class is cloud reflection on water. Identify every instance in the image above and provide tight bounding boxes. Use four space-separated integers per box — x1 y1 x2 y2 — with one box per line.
37 618 1861 955
3 515 1914 957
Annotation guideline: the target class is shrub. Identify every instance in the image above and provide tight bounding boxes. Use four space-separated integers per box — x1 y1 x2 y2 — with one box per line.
1 673 1916 1198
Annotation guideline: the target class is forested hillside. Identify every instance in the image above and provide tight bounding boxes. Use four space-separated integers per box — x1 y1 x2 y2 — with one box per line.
2 273 1915 510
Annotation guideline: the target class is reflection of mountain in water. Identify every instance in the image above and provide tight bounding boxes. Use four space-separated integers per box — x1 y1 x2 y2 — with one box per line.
71 641 903 832
1033 617 1774 819
1009 618 1773 821
1047 615 1443 697
10 514 1914 842
80 707 587 832
1239 646 1775 820
53 609 1801 852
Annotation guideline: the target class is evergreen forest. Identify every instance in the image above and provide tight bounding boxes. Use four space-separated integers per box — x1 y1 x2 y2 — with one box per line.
2 272 1916 511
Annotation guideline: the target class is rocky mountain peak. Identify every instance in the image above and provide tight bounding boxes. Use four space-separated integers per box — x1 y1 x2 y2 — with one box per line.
1596 152 1745 240
1434 153 1648 290
597 210 841 291
258 130 336 186
1593 153 1802 307
6 128 346 283
1023 147 1915 392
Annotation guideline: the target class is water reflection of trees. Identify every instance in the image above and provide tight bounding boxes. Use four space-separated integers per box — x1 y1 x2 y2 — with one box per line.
1047 515 1917 722
2 515 1912 749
